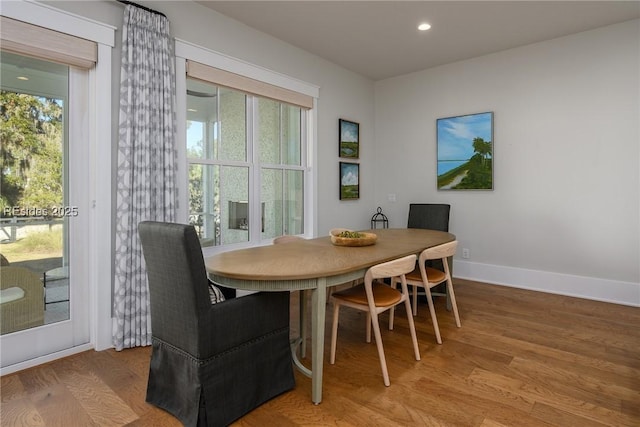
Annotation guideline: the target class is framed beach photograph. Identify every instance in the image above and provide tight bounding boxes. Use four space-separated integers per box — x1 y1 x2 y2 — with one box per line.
339 162 359 200
437 111 493 190
339 119 359 158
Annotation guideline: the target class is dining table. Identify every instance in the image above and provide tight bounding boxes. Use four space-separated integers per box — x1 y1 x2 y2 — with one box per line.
205 227 456 404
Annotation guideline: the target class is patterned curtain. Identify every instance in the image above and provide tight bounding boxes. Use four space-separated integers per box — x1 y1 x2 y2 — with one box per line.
113 5 176 350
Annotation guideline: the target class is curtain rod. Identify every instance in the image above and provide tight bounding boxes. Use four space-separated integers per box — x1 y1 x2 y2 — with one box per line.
117 0 167 18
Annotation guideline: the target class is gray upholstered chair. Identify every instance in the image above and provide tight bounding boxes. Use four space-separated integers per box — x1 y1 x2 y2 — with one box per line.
407 203 452 309
138 221 295 427
407 203 451 233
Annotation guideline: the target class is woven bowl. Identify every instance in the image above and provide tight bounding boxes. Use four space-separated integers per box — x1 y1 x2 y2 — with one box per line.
329 229 377 247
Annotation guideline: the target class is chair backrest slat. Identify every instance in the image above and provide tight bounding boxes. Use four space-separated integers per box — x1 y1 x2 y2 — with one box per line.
367 254 417 281
419 240 458 263
273 235 304 244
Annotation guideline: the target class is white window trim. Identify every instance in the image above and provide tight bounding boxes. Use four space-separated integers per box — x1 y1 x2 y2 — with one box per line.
186 60 313 109
0 0 116 373
1 0 114 46
175 40 319 254
176 39 319 99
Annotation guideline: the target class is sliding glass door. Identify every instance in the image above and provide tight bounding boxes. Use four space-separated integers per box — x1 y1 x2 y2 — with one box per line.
0 52 90 367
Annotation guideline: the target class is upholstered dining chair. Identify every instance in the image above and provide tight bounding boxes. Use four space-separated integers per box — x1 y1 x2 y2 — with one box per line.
407 203 452 309
138 221 295 427
329 254 420 387
407 203 450 232
392 240 461 344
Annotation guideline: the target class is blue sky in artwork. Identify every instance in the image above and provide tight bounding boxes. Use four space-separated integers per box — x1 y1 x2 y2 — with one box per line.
341 164 358 185
341 121 358 142
437 112 492 161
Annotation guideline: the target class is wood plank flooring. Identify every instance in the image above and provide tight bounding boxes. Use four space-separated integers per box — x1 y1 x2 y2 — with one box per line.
1 279 638 426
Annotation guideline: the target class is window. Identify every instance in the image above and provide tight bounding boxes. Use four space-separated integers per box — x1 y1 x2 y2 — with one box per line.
186 79 306 246
258 98 305 238
1 52 70 331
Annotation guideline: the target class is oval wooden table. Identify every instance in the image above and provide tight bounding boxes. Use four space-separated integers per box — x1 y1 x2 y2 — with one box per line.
205 228 456 404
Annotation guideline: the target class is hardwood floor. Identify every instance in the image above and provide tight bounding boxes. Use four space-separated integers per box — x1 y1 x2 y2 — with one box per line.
2 279 638 426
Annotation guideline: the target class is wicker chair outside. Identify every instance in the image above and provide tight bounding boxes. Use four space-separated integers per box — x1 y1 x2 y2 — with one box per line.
1 266 45 334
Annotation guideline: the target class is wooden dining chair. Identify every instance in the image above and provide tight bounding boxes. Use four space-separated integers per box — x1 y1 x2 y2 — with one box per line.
392 240 460 344
273 235 304 244
329 254 420 386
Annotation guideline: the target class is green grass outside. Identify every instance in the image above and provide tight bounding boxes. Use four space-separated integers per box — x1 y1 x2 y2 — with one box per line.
1 228 63 262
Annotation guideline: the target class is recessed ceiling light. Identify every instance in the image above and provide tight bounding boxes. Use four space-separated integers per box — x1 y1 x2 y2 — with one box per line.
418 23 431 31
17 76 29 81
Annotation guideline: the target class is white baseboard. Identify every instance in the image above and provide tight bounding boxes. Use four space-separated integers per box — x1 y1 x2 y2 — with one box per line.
453 260 640 307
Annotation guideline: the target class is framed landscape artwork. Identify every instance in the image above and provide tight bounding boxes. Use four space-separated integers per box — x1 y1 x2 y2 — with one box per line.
339 162 359 200
339 119 359 158
437 111 493 190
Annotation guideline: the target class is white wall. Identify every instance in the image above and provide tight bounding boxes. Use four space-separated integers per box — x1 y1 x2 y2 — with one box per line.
374 20 640 305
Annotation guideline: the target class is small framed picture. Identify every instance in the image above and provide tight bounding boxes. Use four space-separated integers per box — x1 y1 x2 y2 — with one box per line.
339 162 359 200
339 119 359 158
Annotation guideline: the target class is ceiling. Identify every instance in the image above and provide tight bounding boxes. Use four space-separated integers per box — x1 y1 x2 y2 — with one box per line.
197 1 640 81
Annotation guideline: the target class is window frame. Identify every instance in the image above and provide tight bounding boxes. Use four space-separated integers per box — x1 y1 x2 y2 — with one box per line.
175 41 319 255
255 98 307 239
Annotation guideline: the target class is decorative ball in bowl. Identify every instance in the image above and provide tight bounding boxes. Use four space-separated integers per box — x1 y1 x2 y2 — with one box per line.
330 228 377 247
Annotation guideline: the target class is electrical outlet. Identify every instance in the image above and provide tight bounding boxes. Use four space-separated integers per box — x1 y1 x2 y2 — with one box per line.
462 248 470 259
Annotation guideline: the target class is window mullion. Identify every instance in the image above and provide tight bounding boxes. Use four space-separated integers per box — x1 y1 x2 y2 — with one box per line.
248 95 261 243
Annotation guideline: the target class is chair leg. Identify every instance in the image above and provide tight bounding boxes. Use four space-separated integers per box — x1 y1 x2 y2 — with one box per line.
369 311 390 386
445 256 453 311
365 312 372 343
389 278 398 329
446 276 461 328
330 301 340 364
412 285 418 315
404 296 421 361
425 287 442 344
